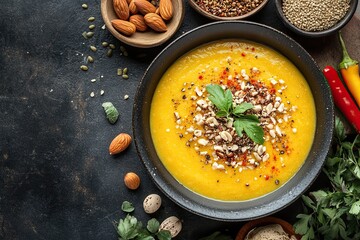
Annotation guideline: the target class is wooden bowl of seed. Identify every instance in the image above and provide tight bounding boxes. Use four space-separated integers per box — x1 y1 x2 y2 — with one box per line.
275 0 358 37
188 0 269 20
101 0 185 48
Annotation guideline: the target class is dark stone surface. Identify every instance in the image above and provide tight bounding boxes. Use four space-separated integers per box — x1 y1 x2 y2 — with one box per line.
0 0 359 239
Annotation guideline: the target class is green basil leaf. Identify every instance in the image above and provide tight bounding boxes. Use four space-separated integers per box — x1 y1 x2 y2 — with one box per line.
117 215 141 239
146 218 160 234
102 102 119 124
121 201 135 213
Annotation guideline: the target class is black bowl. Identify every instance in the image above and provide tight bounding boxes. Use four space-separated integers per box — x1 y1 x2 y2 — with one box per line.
274 0 358 38
133 21 334 221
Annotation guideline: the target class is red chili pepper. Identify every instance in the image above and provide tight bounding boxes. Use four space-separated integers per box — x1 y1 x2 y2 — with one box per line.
323 66 360 133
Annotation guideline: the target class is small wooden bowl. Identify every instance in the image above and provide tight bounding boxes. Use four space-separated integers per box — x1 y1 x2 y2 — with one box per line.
236 216 301 240
101 0 185 48
188 0 269 21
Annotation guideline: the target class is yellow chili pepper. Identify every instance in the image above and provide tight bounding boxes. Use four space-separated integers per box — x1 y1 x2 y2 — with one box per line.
339 32 360 108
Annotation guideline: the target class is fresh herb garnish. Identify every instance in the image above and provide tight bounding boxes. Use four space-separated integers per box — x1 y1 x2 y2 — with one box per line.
121 201 135 213
116 201 171 240
294 118 360 240
206 84 264 144
102 102 119 124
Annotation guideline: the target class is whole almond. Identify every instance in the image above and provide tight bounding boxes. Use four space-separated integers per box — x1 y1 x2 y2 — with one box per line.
109 133 132 155
134 0 156 15
124 172 141 190
130 15 148 31
129 0 138 14
113 0 130 20
159 0 173 20
111 19 136 36
144 13 167 32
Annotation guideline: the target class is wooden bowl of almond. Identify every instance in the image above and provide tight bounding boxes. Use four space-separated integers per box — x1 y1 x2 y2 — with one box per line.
101 0 185 48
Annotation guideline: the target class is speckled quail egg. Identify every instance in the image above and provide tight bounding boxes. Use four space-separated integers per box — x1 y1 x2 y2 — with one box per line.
159 216 182 238
143 194 162 214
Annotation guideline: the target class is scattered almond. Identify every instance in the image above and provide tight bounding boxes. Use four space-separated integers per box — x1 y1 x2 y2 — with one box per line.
129 0 138 14
130 15 148 31
109 133 132 155
113 0 130 20
144 13 167 32
111 19 136 36
124 172 141 190
134 0 156 15
159 0 173 20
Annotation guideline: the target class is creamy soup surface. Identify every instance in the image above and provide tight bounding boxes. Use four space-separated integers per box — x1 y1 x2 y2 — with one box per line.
150 40 316 201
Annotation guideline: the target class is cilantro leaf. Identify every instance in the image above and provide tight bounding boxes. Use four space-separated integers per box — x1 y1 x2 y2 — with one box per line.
294 214 311 235
206 84 232 116
232 102 253 116
121 201 135 213
156 230 172 240
349 200 360 215
234 115 264 144
117 215 142 240
147 218 160 234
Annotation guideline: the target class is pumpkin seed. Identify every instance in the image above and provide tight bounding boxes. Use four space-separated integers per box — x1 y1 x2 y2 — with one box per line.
123 68 128 74
122 74 129 79
86 32 94 38
106 49 113 57
82 31 88 39
90 45 97 52
87 56 94 63
117 68 123 76
89 24 95 30
109 44 116 49
102 42 109 47
82 4 88 9
120 45 126 53
88 16 95 22
123 51 128 57
80 65 88 71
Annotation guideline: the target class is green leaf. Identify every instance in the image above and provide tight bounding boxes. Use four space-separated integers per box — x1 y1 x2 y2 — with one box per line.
121 201 135 213
117 215 142 240
234 116 264 144
294 214 311 235
156 230 172 240
102 102 119 124
232 102 253 116
146 218 160 234
322 208 336 219
206 84 232 115
349 200 360 215
310 190 328 202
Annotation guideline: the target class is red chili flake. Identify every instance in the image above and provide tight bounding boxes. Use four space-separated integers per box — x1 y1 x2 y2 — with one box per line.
251 47 255 51
241 52 246 57
270 88 276 94
198 75 203 80
264 175 270 180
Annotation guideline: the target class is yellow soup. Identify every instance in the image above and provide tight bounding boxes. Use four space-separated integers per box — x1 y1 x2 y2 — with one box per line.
150 40 316 201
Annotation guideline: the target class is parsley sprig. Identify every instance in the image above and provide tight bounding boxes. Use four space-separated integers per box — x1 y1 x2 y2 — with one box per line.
294 118 360 240
116 201 172 240
206 84 264 144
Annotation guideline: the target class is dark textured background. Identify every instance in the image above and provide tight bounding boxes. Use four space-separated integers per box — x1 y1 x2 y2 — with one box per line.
1 0 359 239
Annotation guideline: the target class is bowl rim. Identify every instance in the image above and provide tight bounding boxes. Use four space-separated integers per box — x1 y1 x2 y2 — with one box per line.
274 0 359 37
188 0 270 20
133 21 334 221
100 0 185 48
